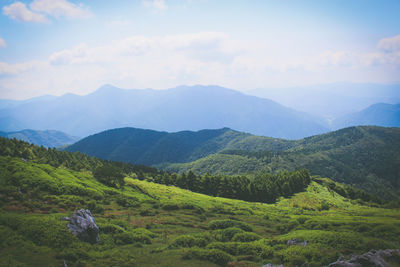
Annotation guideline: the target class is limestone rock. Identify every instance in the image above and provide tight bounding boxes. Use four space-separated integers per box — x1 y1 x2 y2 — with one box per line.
328 249 400 267
65 209 99 244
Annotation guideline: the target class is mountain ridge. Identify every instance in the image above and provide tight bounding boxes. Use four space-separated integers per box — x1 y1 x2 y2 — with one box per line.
66 125 400 199
0 84 329 139
333 102 400 129
0 129 80 148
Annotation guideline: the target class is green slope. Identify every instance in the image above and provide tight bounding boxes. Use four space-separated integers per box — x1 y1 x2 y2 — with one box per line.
1 139 399 266
66 127 288 165
162 126 400 199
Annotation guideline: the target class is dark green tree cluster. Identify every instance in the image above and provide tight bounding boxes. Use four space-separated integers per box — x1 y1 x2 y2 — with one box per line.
150 169 311 203
93 164 125 188
0 137 102 171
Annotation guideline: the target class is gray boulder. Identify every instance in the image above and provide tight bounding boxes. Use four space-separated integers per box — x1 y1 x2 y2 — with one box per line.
328 249 400 267
287 238 308 247
64 209 99 244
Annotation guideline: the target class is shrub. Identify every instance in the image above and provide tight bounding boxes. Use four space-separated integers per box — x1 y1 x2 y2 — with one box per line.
131 228 157 238
297 216 308 225
139 209 157 216
206 242 273 259
49 207 59 214
183 248 234 266
170 235 207 248
206 242 238 255
87 200 105 214
161 202 180 210
116 195 140 208
180 203 205 214
113 231 151 245
232 232 261 242
214 227 244 242
208 219 253 232
98 223 124 234
236 243 273 259
58 248 90 262
0 213 76 248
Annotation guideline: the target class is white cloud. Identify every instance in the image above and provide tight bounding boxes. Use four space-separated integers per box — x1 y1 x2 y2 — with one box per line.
378 34 400 53
2 0 91 23
2 1 48 23
0 61 42 75
315 51 360 69
30 0 92 19
48 32 235 66
2 32 400 99
0 38 6 48
142 0 167 10
49 44 89 65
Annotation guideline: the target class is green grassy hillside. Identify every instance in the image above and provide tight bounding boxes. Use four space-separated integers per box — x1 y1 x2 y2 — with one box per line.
65 126 400 200
163 126 400 199
65 127 289 165
1 137 400 266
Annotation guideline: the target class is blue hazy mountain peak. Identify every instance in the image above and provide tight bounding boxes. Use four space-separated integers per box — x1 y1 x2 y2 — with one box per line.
0 84 331 138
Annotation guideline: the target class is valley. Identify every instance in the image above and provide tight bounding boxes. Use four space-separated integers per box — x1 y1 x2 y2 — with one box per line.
1 137 399 266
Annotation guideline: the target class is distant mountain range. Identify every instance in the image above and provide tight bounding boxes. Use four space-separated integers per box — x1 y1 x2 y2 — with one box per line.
1 83 399 139
0 85 329 139
0 129 79 148
65 126 400 199
249 82 400 120
333 103 400 129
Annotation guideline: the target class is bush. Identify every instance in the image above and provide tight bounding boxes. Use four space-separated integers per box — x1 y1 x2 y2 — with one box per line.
208 219 253 232
183 248 234 266
98 223 124 234
232 232 261 242
161 202 180 210
0 213 76 248
113 231 151 245
206 242 273 259
139 209 157 216
236 243 272 259
180 203 205 214
131 228 157 238
206 242 238 255
87 200 105 214
214 227 244 242
116 195 140 208
58 248 90 262
170 235 207 248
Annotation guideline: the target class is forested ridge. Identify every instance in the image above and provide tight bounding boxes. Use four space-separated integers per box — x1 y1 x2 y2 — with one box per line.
162 126 400 200
0 137 311 204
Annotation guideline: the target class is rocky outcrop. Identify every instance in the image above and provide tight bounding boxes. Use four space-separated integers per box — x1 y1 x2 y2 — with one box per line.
287 238 308 247
63 209 99 244
328 249 400 267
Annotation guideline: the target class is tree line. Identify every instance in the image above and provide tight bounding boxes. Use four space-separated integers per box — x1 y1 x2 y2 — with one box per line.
1 137 311 203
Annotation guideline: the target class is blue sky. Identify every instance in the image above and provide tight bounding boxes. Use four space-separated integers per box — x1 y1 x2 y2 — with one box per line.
0 0 400 99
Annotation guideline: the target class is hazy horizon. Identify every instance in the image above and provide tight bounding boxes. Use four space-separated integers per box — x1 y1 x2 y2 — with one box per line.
1 0 400 99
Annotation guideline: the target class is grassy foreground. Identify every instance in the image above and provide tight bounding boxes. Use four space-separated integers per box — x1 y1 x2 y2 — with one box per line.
1 156 400 267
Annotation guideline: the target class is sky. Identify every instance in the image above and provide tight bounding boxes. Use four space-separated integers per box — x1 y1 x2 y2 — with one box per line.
0 0 400 100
